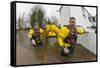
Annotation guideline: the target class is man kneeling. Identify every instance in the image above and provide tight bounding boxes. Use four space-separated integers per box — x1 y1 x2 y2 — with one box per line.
58 17 88 56
28 23 44 47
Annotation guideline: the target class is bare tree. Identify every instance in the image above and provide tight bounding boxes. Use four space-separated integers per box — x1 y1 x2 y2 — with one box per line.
29 5 45 27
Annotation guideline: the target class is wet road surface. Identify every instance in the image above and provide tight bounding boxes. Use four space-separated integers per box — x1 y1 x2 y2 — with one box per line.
16 31 96 65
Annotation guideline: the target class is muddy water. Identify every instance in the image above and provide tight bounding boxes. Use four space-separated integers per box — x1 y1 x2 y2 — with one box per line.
16 31 96 65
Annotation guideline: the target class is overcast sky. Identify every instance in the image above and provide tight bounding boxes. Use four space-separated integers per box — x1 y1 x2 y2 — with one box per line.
16 3 96 24
16 3 61 22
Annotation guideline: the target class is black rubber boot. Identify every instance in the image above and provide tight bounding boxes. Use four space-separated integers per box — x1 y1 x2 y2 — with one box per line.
60 46 75 57
67 45 75 56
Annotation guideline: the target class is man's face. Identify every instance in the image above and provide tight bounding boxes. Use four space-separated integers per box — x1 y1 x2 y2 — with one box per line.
34 25 39 29
69 19 76 26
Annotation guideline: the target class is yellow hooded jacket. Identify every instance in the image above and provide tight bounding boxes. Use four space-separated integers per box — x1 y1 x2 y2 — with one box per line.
28 28 44 39
45 24 60 37
57 26 86 48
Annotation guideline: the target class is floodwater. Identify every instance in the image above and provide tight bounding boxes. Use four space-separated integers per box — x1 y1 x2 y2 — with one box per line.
16 31 96 65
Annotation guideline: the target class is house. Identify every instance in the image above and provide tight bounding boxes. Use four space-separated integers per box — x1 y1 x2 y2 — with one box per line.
59 5 97 55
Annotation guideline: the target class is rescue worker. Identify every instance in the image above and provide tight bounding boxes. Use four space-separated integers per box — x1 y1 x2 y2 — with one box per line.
58 17 88 56
45 23 60 38
43 23 60 47
28 23 44 46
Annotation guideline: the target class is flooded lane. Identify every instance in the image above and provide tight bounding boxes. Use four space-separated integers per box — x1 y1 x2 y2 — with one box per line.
16 31 96 65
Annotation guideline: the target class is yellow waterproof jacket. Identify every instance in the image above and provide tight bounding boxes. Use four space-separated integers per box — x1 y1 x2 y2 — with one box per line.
28 28 44 39
58 26 86 48
45 24 60 37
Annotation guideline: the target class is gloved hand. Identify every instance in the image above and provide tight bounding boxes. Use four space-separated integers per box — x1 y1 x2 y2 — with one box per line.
63 48 70 54
32 39 36 45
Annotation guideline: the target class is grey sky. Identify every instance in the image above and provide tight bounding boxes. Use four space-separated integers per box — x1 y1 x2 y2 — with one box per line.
16 3 96 26
16 3 61 22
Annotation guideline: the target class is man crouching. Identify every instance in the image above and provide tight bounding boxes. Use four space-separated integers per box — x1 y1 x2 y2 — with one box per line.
58 17 88 56
28 23 44 47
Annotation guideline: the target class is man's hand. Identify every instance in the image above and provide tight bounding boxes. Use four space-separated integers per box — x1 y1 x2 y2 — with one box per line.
32 39 36 45
63 48 70 54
